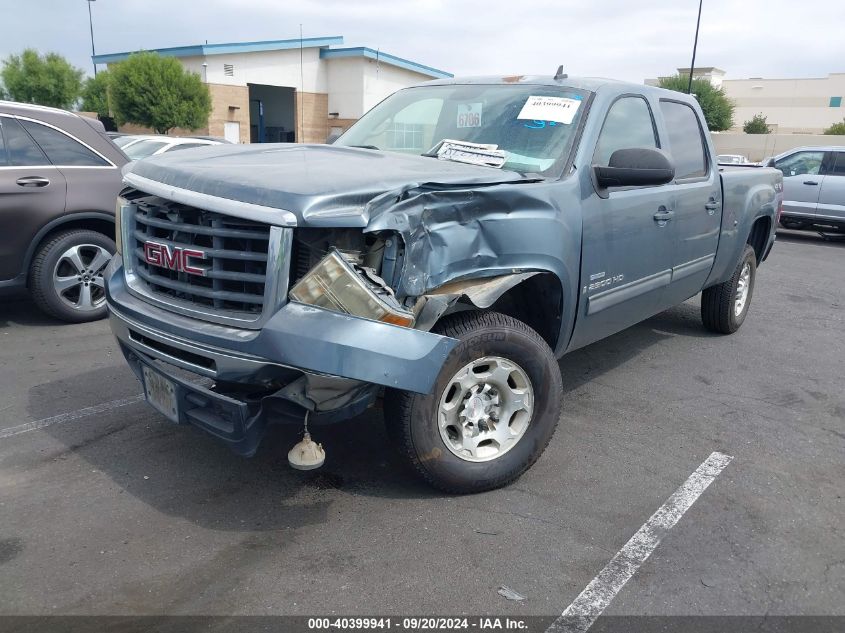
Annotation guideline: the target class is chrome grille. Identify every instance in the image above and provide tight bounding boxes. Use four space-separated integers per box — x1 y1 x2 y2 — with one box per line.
130 197 271 316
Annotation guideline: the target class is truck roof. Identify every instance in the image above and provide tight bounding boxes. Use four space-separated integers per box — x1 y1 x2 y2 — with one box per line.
423 74 687 100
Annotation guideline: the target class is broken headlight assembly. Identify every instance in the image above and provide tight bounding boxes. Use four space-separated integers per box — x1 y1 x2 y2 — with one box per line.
289 249 415 327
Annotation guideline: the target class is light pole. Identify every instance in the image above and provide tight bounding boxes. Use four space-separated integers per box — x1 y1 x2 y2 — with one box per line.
687 0 703 94
87 0 97 76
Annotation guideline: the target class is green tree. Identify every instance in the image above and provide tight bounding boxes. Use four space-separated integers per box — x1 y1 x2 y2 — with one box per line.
109 52 211 134
0 49 84 109
743 113 770 134
658 75 734 131
80 70 111 117
823 119 845 135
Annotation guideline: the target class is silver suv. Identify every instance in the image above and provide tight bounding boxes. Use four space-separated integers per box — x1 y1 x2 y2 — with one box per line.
774 146 845 233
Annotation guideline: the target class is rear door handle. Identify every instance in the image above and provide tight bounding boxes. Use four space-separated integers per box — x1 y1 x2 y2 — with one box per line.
16 176 50 188
803 181 819 186
653 207 674 225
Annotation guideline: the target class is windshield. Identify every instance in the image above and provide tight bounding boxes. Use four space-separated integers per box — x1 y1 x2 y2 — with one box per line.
335 84 589 175
113 136 140 148
124 140 168 160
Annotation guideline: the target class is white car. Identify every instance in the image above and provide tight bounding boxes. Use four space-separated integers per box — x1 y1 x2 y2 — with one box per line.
717 154 751 164
121 135 226 160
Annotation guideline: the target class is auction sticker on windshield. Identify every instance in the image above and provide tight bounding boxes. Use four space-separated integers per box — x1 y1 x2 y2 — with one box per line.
457 102 482 128
517 95 581 124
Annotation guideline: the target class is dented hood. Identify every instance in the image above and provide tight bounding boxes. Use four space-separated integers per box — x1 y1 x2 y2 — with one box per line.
124 143 530 226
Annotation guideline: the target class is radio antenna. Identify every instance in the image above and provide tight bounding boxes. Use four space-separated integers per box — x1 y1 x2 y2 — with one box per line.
299 24 304 143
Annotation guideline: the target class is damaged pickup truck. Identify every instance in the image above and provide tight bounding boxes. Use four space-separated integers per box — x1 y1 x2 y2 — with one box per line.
105 75 782 493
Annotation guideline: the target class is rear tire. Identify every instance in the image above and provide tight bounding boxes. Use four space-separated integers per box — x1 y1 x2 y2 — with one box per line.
701 244 756 334
29 229 115 323
384 311 563 494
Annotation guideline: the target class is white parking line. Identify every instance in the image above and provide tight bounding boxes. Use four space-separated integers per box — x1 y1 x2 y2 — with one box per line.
0 394 144 439
547 451 734 633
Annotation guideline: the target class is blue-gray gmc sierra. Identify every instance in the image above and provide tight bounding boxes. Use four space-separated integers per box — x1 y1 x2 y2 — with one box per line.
105 75 782 493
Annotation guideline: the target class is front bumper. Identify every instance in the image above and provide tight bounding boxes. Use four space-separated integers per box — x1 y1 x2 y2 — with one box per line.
105 258 457 454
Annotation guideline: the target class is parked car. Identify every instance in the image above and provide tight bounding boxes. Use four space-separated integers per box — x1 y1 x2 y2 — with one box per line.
770 146 845 233
717 154 750 164
121 135 227 160
105 75 781 493
0 101 128 321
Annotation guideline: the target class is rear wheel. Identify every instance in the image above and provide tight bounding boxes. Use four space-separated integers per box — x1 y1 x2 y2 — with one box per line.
29 229 115 323
701 244 757 334
384 311 563 494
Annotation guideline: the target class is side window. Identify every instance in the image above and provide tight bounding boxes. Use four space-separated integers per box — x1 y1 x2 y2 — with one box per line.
0 120 7 166
659 101 708 179
19 119 109 167
829 152 845 176
2 117 50 166
594 96 658 166
774 151 824 177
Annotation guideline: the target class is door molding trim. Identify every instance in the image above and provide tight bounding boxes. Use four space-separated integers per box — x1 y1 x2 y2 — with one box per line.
587 269 671 315
671 254 715 282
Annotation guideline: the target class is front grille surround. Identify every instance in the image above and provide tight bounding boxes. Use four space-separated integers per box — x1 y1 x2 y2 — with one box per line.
121 192 293 329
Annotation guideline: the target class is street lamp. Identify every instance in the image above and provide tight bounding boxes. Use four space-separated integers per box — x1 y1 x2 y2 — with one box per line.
87 0 97 76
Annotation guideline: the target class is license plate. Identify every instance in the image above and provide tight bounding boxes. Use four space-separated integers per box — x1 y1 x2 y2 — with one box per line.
142 365 178 423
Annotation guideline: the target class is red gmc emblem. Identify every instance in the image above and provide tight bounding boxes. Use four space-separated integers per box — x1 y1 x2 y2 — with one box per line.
143 241 207 276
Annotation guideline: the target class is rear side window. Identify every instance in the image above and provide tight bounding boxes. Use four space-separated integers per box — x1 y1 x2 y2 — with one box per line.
659 101 707 179
0 120 7 166
2 117 50 166
20 119 109 167
594 96 658 166
830 152 845 176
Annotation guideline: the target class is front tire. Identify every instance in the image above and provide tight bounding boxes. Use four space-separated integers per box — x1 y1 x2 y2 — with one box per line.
701 244 757 334
384 311 563 494
29 229 115 323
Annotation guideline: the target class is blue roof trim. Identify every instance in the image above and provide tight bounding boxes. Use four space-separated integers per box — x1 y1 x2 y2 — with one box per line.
93 36 344 64
320 47 452 79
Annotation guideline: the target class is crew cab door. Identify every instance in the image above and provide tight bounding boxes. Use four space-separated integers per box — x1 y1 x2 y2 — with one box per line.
774 149 827 220
569 95 675 349
657 100 721 303
817 151 845 223
0 116 67 281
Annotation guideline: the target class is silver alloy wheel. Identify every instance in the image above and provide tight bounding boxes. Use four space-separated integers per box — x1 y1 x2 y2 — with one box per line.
52 244 111 312
734 262 752 317
438 356 534 462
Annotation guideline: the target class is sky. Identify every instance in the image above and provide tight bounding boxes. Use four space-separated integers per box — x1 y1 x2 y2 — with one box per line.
2 0 844 83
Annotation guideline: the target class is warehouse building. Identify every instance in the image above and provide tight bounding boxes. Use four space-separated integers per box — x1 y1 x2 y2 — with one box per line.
92 36 451 143
647 67 845 134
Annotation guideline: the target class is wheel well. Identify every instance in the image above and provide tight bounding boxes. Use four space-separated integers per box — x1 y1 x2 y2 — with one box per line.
747 216 771 264
485 273 563 350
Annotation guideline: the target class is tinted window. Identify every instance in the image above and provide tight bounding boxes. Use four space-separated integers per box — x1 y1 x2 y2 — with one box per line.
659 101 707 179
0 120 7 166
830 152 845 176
775 151 824 177
594 96 658 166
165 143 208 152
20 119 109 166
2 117 50 166
124 140 168 159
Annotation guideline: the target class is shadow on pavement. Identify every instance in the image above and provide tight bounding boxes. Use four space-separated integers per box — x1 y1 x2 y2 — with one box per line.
36 302 700 531
0 297 66 328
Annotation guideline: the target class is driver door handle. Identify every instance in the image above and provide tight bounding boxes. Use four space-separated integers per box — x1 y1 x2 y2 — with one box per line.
16 176 50 188
803 180 819 186
653 207 674 225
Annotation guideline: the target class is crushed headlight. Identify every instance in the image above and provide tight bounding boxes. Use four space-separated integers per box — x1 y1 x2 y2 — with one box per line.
289 249 415 327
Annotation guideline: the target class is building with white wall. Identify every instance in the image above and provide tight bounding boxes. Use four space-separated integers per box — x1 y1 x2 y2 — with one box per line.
646 67 845 134
93 36 451 143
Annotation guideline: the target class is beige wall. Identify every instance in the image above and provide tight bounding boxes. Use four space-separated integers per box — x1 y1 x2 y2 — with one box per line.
711 132 845 161
207 83 249 142
295 91 329 143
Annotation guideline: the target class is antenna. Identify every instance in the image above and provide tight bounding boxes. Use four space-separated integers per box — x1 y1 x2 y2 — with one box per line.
299 24 304 143
554 65 567 81
376 47 380 78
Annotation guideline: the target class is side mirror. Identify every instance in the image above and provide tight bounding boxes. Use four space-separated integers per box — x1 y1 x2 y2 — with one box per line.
764 157 776 168
594 148 675 188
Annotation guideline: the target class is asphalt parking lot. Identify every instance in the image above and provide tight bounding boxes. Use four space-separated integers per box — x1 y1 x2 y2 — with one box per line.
1 230 843 624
